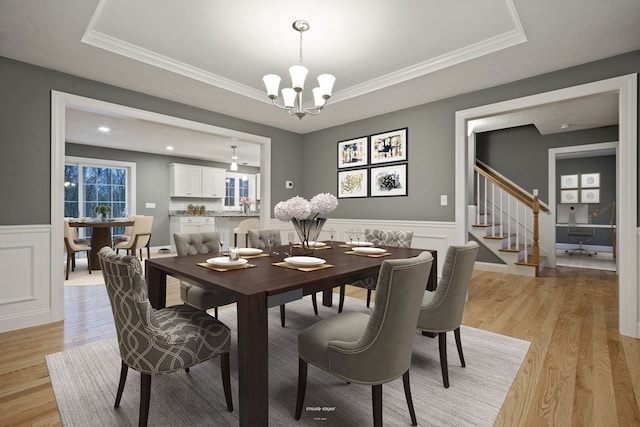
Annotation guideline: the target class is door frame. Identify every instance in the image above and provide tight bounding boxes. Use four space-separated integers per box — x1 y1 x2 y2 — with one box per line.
50 91 271 322
454 74 638 338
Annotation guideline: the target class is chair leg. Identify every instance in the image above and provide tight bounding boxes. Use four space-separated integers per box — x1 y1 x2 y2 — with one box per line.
294 358 308 420
366 289 372 308
65 253 72 280
372 384 383 427
311 293 318 315
280 304 286 327
454 327 465 367
338 285 345 313
146 243 151 260
221 353 233 412
139 373 152 427
214 306 219 318
71 253 76 270
438 332 450 388
402 370 417 426
114 361 128 408
86 250 91 274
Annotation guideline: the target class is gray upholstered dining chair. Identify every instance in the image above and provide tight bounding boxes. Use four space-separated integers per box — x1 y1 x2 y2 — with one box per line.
174 232 237 318
98 247 233 427
295 251 433 427
247 229 319 327
416 241 478 388
340 229 414 309
63 219 92 280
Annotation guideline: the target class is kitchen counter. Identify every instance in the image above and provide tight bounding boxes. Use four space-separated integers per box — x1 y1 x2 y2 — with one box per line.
169 210 259 218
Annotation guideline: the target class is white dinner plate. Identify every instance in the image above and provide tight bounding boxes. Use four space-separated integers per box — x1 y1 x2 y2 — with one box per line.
305 241 326 247
284 256 326 267
352 247 387 255
347 241 374 247
238 248 263 256
206 257 248 267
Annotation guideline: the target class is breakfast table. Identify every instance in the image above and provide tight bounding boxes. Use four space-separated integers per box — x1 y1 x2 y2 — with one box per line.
145 242 437 427
68 219 135 269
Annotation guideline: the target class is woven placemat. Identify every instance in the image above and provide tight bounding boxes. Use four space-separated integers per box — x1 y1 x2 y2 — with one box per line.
344 251 391 258
197 262 257 272
272 262 334 272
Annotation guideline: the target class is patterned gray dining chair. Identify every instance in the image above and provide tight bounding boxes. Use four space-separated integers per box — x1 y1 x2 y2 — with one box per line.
340 229 414 309
416 241 478 388
174 232 236 318
247 229 318 327
295 251 433 426
98 247 233 427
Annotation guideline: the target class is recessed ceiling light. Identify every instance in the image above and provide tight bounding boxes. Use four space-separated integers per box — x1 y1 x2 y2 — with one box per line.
560 123 571 129
98 126 110 132
166 146 175 151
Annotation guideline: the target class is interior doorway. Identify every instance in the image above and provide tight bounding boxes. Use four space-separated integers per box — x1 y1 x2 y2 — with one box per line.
549 142 618 272
454 74 637 338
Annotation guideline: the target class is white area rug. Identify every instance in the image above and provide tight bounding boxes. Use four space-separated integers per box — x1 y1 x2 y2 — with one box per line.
47 296 530 426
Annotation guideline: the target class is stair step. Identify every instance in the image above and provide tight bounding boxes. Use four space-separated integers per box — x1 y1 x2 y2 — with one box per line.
484 234 514 240
515 255 547 267
472 223 495 228
499 243 526 253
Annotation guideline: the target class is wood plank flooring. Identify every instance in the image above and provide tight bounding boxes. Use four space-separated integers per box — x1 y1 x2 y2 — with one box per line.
1 264 638 426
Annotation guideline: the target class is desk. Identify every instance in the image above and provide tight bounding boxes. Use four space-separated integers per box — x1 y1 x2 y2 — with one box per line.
556 223 617 258
69 219 134 269
145 244 436 427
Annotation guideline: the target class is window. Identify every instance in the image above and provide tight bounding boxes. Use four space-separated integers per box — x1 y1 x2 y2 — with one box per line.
224 173 255 210
65 156 136 237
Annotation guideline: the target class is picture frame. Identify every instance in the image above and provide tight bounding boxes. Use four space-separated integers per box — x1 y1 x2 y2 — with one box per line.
581 173 600 188
337 136 368 169
581 189 600 204
560 190 578 204
370 164 407 197
370 128 408 164
560 174 578 189
337 168 368 198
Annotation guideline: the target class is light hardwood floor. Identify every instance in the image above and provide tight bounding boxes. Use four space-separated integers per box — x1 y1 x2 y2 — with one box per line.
1 263 638 426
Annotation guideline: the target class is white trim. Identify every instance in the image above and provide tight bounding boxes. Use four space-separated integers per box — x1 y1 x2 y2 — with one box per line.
456 74 638 338
51 91 271 329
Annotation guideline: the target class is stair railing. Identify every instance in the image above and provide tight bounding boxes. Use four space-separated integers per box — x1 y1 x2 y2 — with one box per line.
474 161 549 274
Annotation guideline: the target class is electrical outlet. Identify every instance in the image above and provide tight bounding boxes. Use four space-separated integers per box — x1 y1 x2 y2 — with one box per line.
285 180 294 189
440 195 447 206
145 202 156 209
533 188 539 196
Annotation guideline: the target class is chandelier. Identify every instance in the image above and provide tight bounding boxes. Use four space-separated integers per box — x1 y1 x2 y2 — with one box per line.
263 20 335 119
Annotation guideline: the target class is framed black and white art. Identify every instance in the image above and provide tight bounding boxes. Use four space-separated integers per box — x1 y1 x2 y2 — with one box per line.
370 164 407 197
370 128 407 165
337 168 368 198
337 136 368 169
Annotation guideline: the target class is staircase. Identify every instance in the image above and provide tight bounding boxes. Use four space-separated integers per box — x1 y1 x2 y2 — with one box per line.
470 161 549 277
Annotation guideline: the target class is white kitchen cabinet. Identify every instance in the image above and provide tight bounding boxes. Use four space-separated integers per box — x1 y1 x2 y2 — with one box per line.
170 164 202 197
169 216 216 251
170 163 225 198
202 167 225 198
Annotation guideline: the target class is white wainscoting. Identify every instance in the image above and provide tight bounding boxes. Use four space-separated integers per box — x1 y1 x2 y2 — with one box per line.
267 218 458 280
0 225 53 333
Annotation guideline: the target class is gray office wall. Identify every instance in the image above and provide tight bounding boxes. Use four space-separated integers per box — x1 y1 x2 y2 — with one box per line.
0 50 638 226
301 51 639 222
0 56 302 225
475 125 618 203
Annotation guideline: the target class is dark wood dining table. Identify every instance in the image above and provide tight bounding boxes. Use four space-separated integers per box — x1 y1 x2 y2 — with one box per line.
145 243 437 427
68 219 134 269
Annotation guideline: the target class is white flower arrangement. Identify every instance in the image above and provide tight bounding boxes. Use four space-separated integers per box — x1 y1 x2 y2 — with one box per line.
274 193 338 221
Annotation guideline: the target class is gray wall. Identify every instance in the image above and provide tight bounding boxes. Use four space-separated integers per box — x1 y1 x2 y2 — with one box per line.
0 50 638 228
0 56 302 226
475 125 618 204
301 51 639 222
